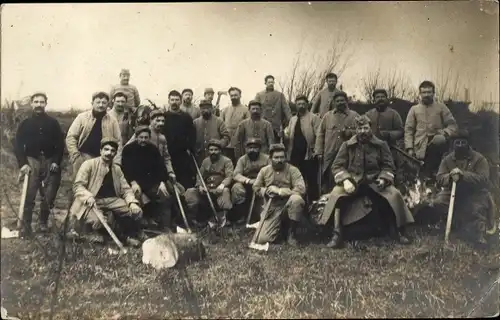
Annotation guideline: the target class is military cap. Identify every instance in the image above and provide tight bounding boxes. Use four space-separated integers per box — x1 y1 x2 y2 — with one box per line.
199 99 213 107
454 129 469 140
92 91 110 102
372 89 388 98
120 68 130 75
204 88 215 94
354 115 371 127
248 100 262 107
135 125 151 136
333 91 348 101
269 143 286 154
150 109 165 120
246 138 263 147
207 139 223 149
100 137 119 150
30 91 48 102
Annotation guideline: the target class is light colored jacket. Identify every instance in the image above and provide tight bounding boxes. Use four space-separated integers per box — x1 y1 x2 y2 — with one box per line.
109 84 141 109
70 157 138 219
221 104 250 147
66 110 123 164
284 111 321 160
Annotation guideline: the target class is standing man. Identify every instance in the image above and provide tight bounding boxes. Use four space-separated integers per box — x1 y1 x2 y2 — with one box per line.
404 80 458 183
66 92 122 178
69 138 143 246
204 87 219 116
184 139 234 228
254 75 292 142
14 92 65 235
180 88 201 120
311 73 341 118
284 95 321 202
109 69 141 111
252 144 306 246
163 90 197 189
231 138 270 222
193 100 230 163
314 91 359 192
233 100 275 159
221 87 250 162
108 92 133 143
365 89 405 184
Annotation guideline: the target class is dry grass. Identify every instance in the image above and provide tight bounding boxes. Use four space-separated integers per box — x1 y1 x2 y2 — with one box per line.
1 150 499 319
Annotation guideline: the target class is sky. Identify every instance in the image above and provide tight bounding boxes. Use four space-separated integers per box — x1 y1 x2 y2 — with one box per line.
1 1 499 111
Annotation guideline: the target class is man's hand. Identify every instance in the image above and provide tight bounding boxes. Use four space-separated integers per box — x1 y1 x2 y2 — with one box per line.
265 186 280 197
85 197 96 208
129 203 143 218
168 173 177 183
20 164 31 176
450 167 463 182
49 163 59 173
343 179 356 194
430 134 446 146
407 149 415 158
245 178 255 185
376 178 387 190
198 185 206 194
316 154 323 161
157 181 168 196
131 181 141 196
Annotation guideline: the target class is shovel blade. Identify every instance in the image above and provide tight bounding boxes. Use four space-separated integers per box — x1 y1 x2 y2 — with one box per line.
249 241 269 251
246 221 260 229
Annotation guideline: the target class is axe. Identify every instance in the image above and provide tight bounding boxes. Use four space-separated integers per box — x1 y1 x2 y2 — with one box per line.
249 197 273 252
17 173 29 230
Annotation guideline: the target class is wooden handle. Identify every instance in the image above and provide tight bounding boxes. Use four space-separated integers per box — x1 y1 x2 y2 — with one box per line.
444 181 457 243
173 185 192 233
91 206 126 252
246 191 256 226
17 173 29 229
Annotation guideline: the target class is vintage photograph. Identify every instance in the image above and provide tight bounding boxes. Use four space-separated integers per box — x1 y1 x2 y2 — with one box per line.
1 2 499 319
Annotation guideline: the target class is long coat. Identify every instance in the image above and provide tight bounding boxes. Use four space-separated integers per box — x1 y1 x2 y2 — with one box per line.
193 116 230 161
70 157 138 219
311 87 342 118
315 135 415 227
284 111 321 161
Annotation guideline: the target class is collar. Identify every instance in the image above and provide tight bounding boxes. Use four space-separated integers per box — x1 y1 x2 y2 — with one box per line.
333 107 349 114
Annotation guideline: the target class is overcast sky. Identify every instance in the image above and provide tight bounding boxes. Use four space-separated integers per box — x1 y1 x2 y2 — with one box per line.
1 2 498 111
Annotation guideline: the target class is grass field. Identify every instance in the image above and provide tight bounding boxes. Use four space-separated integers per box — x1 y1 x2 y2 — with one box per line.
1 149 499 319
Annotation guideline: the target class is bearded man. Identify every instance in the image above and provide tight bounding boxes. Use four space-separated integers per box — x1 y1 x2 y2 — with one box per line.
316 115 414 249
252 143 306 246
221 87 250 162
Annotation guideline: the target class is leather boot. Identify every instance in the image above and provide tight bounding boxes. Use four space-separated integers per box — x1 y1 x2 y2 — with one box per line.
390 224 411 244
287 220 299 246
327 208 343 249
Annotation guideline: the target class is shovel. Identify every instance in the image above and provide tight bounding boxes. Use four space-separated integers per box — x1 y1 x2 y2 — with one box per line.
17 172 29 230
173 183 193 233
249 198 273 251
245 191 256 228
444 181 457 244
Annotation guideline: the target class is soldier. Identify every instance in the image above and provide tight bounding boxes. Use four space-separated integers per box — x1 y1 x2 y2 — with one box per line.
233 100 275 159
109 68 141 111
193 100 230 163
314 91 359 192
252 143 306 246
203 87 219 117
14 92 65 236
316 115 414 249
66 92 122 178
231 138 270 223
220 87 250 163
284 95 321 202
254 75 292 141
404 80 458 183
68 138 143 246
184 139 234 228
435 129 496 247
180 88 201 120
311 72 342 118
108 92 133 143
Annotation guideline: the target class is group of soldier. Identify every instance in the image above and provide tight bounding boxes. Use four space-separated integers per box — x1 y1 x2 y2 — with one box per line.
14 68 496 250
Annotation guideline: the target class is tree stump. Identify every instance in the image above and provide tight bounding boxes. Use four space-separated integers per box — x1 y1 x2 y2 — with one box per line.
142 233 206 270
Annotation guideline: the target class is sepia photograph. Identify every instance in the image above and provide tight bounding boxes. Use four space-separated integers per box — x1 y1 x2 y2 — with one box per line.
1 1 499 319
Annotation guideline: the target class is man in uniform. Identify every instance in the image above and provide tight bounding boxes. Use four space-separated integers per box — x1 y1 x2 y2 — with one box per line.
193 100 230 163
316 115 414 249
180 88 201 120
284 95 321 202
14 92 65 235
314 91 359 192
404 80 458 183
252 143 306 246
254 75 292 141
69 138 143 246
231 138 270 223
435 129 496 247
109 69 141 111
108 92 133 143
184 139 234 228
311 73 342 118
233 100 275 159
66 92 122 178
220 87 250 163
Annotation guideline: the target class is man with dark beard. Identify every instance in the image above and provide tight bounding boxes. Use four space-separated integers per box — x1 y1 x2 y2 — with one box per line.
221 87 250 163
284 95 321 202
233 100 275 159
14 92 65 236
434 129 496 247
193 100 230 163
122 126 175 232
311 73 342 118
163 90 197 189
184 139 234 229
315 115 414 249
252 143 306 246
231 138 271 223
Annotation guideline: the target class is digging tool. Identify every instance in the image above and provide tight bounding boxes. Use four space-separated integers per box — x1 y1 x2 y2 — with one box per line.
173 183 193 233
318 158 323 195
17 172 29 230
249 197 273 251
444 181 457 244
214 91 227 116
245 190 256 228
391 145 424 167
89 205 128 254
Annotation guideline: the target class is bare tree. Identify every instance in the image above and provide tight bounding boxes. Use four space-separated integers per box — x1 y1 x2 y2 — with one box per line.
361 67 418 102
278 33 353 104
433 65 461 102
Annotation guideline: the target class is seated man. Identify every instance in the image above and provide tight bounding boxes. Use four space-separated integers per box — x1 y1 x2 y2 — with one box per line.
69 137 143 246
316 115 414 249
252 143 306 246
122 126 177 232
184 139 234 229
434 129 496 246
231 138 270 223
